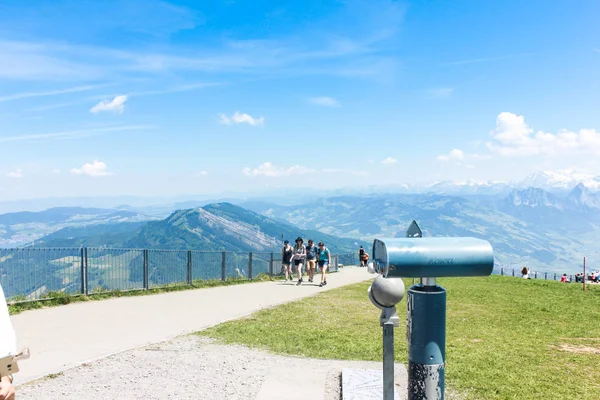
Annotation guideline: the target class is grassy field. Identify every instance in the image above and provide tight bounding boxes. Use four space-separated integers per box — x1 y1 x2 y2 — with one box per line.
198 276 600 400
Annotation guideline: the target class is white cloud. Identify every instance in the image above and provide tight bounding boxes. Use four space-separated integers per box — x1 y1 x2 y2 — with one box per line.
436 149 489 164
425 87 453 99
486 112 600 157
90 95 127 114
219 111 265 126
6 169 22 178
243 162 315 177
70 160 111 177
437 149 464 162
196 170 208 177
309 97 340 107
381 157 397 165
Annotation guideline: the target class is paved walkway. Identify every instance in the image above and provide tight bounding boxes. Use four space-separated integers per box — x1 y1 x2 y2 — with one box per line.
11 267 372 385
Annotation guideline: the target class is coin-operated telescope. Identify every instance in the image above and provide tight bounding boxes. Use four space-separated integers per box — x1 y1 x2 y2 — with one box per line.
367 221 494 400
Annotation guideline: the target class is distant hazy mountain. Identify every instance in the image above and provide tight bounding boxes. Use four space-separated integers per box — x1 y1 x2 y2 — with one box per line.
35 202 367 253
243 188 600 273
32 221 146 248
0 207 156 247
504 188 566 209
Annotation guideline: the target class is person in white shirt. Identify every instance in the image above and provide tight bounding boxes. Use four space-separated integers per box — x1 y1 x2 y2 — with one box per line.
0 283 16 400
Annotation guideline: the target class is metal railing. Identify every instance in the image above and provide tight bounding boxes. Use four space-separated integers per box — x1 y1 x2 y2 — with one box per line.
491 266 595 283
0 247 351 303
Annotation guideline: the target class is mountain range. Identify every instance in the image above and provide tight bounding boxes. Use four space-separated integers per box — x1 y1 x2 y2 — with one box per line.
33 203 367 253
2 169 599 216
0 207 155 248
2 169 600 275
240 184 600 274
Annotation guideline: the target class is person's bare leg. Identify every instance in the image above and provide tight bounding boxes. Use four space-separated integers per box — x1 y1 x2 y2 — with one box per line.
296 263 303 284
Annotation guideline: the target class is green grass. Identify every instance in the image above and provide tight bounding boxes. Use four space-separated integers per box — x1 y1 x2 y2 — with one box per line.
198 276 600 400
8 274 274 315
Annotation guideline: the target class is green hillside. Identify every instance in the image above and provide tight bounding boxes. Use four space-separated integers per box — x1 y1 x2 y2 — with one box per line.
244 192 600 274
34 202 367 253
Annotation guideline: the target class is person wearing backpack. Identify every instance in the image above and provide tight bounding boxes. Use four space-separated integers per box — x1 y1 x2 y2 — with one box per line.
317 241 331 287
359 246 366 267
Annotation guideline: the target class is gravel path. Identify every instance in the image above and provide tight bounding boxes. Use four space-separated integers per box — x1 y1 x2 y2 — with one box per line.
12 267 372 384
17 335 468 400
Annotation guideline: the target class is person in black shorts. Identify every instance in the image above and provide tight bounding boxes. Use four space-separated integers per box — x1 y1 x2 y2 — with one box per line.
317 241 331 287
305 239 317 282
293 237 306 286
282 240 294 281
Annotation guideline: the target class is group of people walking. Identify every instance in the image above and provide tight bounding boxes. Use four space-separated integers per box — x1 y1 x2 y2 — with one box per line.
281 237 331 286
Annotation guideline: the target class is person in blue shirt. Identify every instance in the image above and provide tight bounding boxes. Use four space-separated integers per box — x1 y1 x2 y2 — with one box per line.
305 239 318 283
317 241 331 287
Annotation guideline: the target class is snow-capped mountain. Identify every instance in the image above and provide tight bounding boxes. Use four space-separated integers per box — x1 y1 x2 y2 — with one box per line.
422 179 512 195
415 170 600 196
501 183 600 211
517 170 600 192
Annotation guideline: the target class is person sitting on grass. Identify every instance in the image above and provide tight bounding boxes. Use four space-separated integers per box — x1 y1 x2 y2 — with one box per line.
317 241 331 287
560 274 568 283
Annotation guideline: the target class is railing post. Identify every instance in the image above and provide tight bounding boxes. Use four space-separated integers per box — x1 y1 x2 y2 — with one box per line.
512 269 514 277
80 248 85 295
554 273 556 281
544 272 547 280
187 250 193 285
534 272 537 279
143 249 149 289
221 251 226 281
501 267 504 276
269 252 274 277
84 247 89 295
248 252 253 280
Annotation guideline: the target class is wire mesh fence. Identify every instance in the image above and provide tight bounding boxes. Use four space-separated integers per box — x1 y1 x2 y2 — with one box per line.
86 248 144 293
0 248 356 303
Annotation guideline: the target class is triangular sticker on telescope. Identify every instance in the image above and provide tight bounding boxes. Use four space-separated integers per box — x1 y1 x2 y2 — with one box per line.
406 220 422 238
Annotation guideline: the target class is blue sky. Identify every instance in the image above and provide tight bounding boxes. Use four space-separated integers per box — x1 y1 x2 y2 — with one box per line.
1 0 600 200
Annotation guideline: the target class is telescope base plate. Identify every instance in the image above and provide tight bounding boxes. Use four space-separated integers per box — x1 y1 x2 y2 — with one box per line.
342 368 400 400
